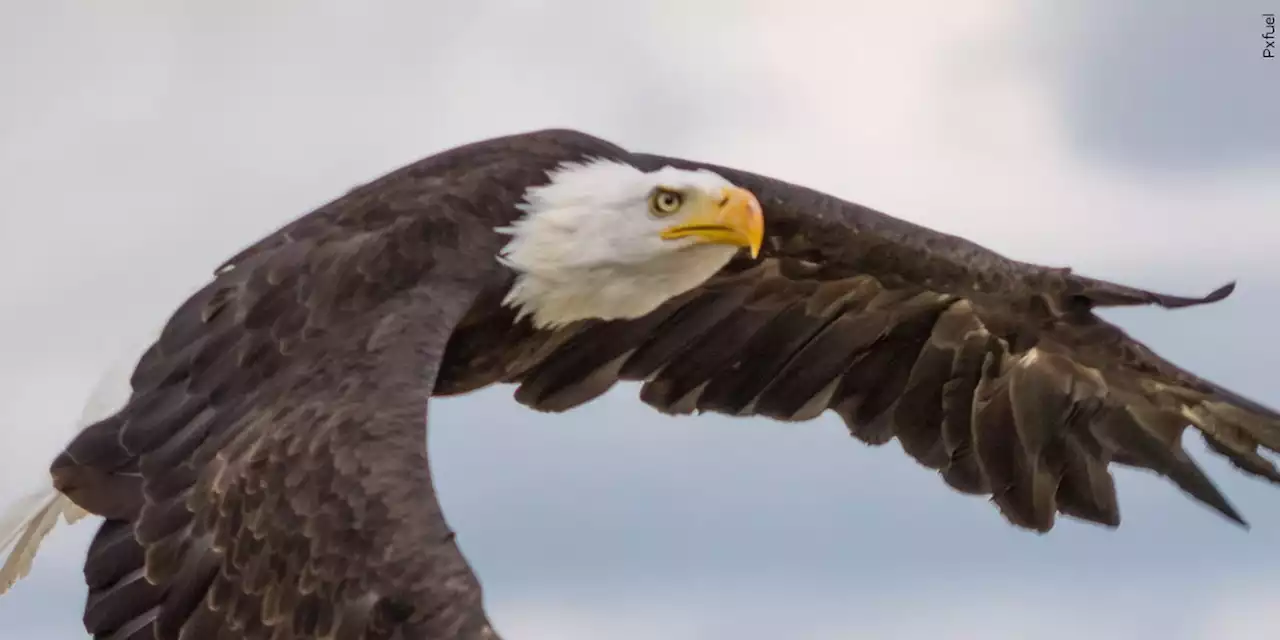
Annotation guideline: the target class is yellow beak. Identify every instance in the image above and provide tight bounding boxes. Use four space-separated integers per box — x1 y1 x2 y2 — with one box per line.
659 186 765 258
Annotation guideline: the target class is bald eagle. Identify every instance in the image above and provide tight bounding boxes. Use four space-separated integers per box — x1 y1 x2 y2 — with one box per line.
1 128 1277 639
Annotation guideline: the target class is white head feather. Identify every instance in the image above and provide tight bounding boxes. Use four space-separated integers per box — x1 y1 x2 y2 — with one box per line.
497 158 762 329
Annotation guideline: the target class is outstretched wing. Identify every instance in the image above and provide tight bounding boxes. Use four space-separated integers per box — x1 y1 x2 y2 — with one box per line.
494 153 1279 531
46 152 549 639
53 224 500 640
41 129 625 640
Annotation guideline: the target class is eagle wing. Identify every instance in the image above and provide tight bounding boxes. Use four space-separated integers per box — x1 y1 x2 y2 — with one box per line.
37 130 632 640
46 175 537 638
56 234 500 640
498 153 1280 531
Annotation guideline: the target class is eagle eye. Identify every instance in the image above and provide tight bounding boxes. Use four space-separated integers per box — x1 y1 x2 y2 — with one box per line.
649 188 684 216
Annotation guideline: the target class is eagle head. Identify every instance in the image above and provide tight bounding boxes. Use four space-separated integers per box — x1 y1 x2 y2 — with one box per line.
497 158 765 329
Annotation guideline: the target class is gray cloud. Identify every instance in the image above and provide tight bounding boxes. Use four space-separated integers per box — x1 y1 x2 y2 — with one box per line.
1011 0 1280 172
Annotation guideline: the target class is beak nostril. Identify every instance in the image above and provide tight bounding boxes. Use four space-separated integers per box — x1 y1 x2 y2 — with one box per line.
718 196 730 207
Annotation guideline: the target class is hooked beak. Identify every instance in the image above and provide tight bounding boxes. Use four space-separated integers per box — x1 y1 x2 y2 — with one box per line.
659 186 764 259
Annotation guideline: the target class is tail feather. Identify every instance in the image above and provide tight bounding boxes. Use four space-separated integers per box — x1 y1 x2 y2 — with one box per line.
0 343 143 596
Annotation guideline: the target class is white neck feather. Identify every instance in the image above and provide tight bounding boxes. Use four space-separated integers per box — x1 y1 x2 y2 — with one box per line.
495 159 739 329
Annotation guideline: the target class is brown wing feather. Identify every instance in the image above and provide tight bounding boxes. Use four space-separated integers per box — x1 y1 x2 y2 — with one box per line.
506 256 1277 532
45 129 629 640
442 141 1278 532
54 225 500 640
464 147 1278 532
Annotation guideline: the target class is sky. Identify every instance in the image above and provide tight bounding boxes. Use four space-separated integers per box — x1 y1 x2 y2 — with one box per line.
0 1 1277 638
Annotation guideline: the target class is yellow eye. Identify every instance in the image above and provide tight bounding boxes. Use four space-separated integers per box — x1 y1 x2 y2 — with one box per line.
650 188 684 216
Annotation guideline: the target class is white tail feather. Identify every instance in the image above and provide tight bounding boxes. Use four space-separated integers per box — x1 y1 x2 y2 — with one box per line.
0 342 145 596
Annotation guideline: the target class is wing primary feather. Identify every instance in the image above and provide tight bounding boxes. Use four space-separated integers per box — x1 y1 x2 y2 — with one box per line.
1068 277 1235 310
1093 405 1246 526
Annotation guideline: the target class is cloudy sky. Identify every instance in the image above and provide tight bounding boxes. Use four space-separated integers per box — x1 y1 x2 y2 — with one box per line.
1 1 1278 638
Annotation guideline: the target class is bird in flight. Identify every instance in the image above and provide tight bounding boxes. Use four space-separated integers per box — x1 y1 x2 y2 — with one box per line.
1 128 1276 639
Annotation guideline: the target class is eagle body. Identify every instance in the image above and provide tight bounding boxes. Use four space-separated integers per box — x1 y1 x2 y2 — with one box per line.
1 128 1277 640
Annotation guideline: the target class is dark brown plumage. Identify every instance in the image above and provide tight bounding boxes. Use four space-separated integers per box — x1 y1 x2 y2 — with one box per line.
36 128 1279 639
